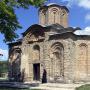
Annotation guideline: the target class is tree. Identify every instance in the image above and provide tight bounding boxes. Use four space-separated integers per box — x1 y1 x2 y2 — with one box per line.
0 0 47 42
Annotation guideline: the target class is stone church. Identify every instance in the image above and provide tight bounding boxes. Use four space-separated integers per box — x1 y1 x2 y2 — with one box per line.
8 3 90 83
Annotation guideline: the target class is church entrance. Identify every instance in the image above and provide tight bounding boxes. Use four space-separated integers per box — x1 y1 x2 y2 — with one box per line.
33 63 40 81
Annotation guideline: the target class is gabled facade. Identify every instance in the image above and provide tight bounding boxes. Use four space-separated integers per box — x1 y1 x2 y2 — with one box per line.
8 4 90 83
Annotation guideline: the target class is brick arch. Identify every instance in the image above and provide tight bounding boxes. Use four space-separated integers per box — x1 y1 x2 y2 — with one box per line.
77 43 88 80
51 8 59 13
51 42 64 50
79 43 88 47
50 42 64 79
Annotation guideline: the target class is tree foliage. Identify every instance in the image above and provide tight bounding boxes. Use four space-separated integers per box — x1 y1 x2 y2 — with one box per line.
0 0 46 42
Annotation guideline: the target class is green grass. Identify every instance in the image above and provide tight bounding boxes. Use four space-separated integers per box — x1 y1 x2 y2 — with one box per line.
76 84 90 90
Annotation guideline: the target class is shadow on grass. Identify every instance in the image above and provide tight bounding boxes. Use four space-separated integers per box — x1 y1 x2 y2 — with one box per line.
0 88 29 90
0 79 41 90
0 88 41 90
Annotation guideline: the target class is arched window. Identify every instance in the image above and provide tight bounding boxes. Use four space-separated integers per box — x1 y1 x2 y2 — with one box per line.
33 45 40 60
50 42 64 78
50 8 59 24
60 9 67 27
40 10 46 25
78 43 88 79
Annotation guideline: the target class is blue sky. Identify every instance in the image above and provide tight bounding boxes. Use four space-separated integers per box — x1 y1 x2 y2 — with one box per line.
0 0 90 60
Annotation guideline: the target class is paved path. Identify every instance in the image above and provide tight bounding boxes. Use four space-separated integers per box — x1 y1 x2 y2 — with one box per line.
30 83 84 90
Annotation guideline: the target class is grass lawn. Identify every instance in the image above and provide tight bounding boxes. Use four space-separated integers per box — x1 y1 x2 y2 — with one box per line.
76 84 90 90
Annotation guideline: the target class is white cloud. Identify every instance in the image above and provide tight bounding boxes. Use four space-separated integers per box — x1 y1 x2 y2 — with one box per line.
85 13 90 22
74 26 90 35
0 49 8 61
78 0 90 9
62 0 90 9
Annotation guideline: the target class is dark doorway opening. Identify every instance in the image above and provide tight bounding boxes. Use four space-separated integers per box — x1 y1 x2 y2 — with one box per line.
33 63 40 80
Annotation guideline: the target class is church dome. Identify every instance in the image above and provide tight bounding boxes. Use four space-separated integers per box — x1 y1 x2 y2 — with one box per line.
47 3 69 12
39 3 69 27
